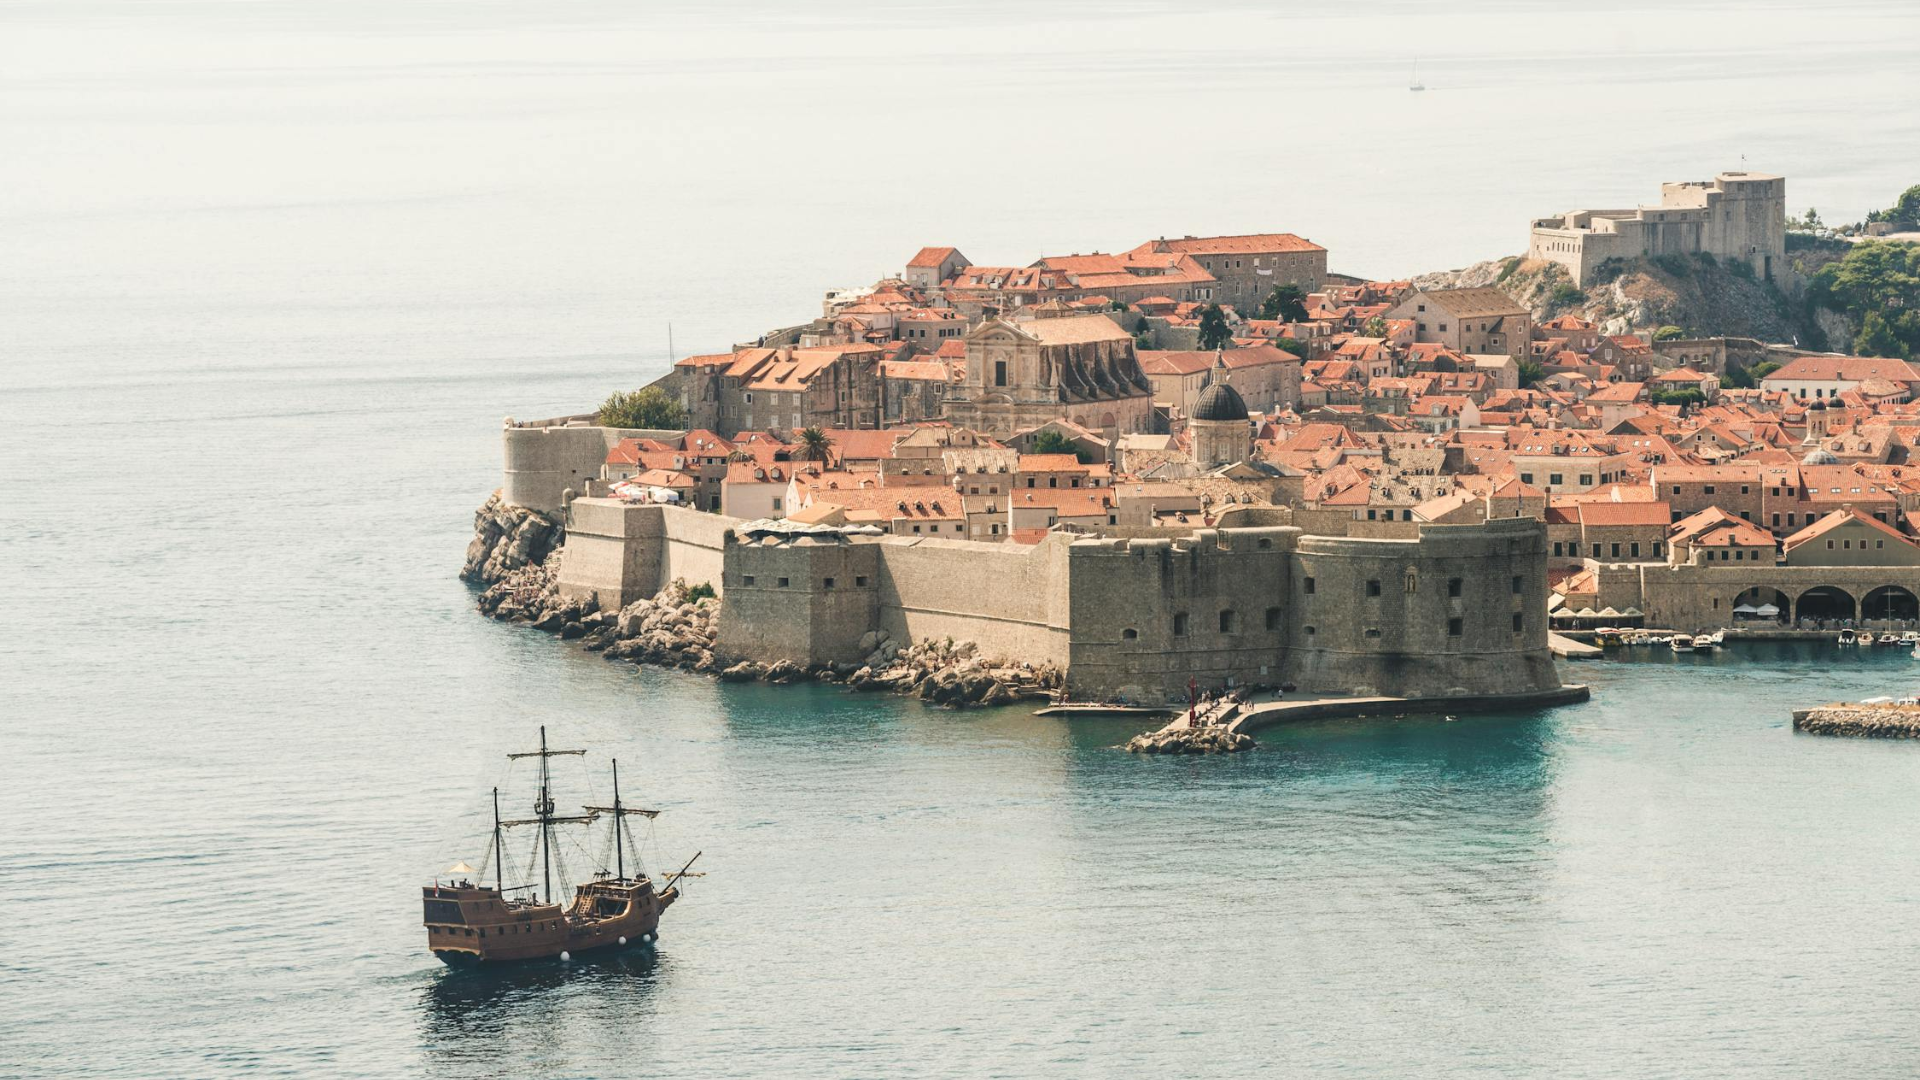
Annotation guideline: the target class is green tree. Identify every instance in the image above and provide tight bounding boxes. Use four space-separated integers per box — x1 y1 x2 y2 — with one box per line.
1361 315 1389 337
1867 184 1920 227
1653 325 1685 341
1197 304 1233 350
796 426 835 464
1516 359 1545 388
1809 239 1920 358
1029 428 1093 463
598 386 687 429
1274 336 1309 360
1257 284 1309 322
1650 387 1705 409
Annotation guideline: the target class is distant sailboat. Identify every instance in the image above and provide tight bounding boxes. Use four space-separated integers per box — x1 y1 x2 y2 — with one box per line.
1409 61 1425 92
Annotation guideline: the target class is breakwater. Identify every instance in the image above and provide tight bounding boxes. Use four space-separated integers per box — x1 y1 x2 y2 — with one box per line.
1792 703 1920 738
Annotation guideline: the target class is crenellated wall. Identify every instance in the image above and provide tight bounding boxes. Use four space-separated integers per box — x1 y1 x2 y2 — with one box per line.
551 501 1563 700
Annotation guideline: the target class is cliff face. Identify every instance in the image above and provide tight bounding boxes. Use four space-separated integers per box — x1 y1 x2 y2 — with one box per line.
1414 251 1838 346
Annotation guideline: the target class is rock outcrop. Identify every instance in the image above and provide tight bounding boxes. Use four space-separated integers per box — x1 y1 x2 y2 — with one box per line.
1793 704 1920 738
463 492 562 584
1125 725 1255 755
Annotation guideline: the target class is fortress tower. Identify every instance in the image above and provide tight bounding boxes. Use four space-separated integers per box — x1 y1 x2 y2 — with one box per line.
1527 171 1786 286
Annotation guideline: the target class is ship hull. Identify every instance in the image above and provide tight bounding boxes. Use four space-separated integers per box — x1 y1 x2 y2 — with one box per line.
425 882 677 965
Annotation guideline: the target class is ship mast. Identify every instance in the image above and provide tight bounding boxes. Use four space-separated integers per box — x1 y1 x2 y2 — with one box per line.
583 757 662 883
504 725 591 904
492 787 504 894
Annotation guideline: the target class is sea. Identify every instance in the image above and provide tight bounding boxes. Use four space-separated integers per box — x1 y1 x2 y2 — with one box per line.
5 2 1920 1076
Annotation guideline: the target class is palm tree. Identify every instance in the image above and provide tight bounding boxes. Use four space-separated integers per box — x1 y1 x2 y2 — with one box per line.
797 426 835 465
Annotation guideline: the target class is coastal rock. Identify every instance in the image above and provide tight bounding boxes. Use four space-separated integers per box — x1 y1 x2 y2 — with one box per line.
720 661 763 682
1126 725 1256 755
461 491 562 584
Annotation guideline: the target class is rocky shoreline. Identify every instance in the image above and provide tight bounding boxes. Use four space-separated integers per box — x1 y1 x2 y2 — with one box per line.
465 497 1063 706
1792 704 1920 738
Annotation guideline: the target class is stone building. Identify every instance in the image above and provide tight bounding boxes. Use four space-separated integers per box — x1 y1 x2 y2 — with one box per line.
667 343 905 438
1131 233 1328 312
1385 288 1530 359
1189 381 1252 469
1527 171 1787 286
943 310 1155 439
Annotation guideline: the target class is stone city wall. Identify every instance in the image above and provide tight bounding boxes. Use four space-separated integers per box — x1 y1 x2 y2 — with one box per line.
1287 517 1556 698
503 420 687 513
547 502 1563 702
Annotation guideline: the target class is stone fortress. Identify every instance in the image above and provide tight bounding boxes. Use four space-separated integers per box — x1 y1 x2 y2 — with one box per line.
509 420 1566 703
1527 171 1787 286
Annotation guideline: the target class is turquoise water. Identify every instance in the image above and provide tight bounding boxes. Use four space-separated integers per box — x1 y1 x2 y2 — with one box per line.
9 2 1920 1076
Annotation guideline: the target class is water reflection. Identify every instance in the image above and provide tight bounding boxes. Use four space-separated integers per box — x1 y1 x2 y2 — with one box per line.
419 945 666 1040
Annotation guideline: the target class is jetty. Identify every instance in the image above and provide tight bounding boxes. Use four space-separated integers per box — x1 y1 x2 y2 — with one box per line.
1125 684 1591 754
1792 702 1920 738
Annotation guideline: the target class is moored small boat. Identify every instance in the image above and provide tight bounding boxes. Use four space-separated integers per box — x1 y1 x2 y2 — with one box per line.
1670 635 1695 653
1838 629 1857 645
1690 634 1718 651
1882 633 1903 646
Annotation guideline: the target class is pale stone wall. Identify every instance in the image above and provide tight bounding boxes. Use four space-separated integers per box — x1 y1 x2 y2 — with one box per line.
503 421 685 512
1588 561 1920 630
1064 529 1295 700
1287 518 1556 698
548 502 1562 701
556 500 729 611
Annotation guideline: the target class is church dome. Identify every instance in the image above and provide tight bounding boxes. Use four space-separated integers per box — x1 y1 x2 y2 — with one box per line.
1801 446 1840 465
1192 381 1249 422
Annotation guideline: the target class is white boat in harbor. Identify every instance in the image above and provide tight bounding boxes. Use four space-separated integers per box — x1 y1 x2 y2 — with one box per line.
1838 629 1858 645
1901 631 1920 645
1691 634 1718 651
1671 636 1695 653
1709 629 1726 645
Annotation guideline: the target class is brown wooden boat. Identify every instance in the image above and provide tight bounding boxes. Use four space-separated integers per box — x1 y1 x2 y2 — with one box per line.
423 726 700 966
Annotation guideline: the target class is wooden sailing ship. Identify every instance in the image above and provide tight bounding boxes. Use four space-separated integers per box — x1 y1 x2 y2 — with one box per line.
422 726 700 965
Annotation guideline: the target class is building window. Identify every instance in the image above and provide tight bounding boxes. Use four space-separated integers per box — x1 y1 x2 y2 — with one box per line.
1704 485 1716 495
1266 607 1281 631
1591 544 1601 557
1511 576 1523 594
823 577 835 589
1447 617 1463 637
855 576 868 587
994 361 1007 387
1366 579 1381 597
1219 610 1237 633
1364 628 1381 638
1304 577 1316 594
1258 538 1272 550
1549 474 1563 486
777 577 789 587
1305 625 1316 636
1610 543 1621 558
1172 613 1189 636
1513 612 1524 633
1553 542 1563 556
1448 577 1463 597
1653 542 1663 556
1580 475 1592 486
1630 542 1640 558
1122 628 1138 641
743 575 755 586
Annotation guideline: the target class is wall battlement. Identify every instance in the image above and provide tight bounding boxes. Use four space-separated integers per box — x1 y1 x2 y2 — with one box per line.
552 503 1563 701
